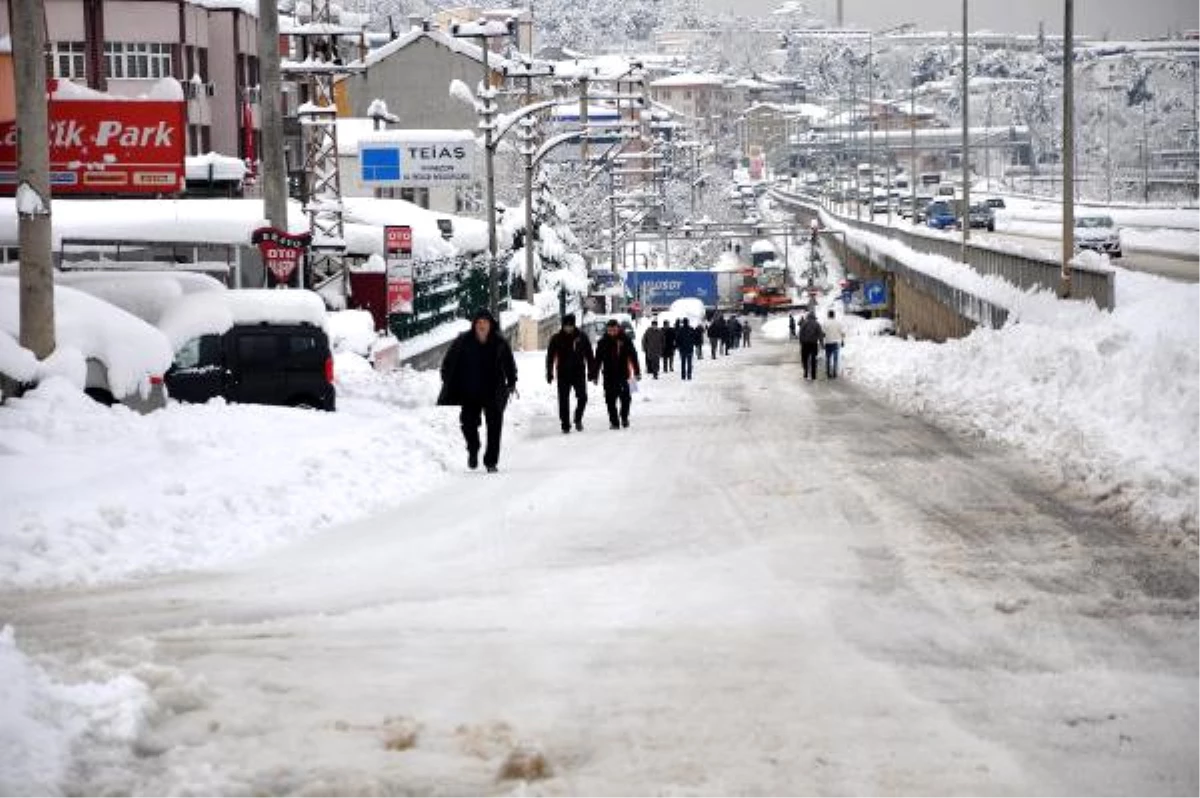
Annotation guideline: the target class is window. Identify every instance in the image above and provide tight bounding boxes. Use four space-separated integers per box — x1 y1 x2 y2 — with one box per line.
173 335 222 369
105 42 172 79
400 187 430 208
234 334 279 368
284 334 322 368
46 42 86 79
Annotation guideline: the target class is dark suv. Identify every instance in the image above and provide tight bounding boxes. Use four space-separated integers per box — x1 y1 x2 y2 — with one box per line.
165 323 336 410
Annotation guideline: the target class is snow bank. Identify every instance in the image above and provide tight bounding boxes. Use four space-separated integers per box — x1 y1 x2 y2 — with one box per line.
0 278 173 397
57 271 225 325
843 269 1199 539
0 351 555 590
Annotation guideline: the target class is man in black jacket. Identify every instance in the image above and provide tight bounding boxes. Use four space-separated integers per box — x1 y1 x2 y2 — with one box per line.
438 308 518 472
592 318 641 429
796 310 824 382
545 313 596 433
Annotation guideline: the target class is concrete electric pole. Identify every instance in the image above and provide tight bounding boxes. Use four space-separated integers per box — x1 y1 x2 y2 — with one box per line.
1061 0 1075 298
258 0 289 231
12 0 55 358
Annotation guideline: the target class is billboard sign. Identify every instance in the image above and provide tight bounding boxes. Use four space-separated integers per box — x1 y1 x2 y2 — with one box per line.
358 131 476 186
0 98 186 195
625 271 719 308
384 225 413 258
387 271 414 314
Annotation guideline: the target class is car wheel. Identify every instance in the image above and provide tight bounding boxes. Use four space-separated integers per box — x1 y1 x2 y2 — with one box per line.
84 387 115 406
289 396 319 410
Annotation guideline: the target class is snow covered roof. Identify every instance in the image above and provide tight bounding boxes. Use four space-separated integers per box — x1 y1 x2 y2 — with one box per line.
357 27 516 71
650 72 731 88
551 55 644 81
0 277 174 397
55 271 226 326
550 101 621 122
51 76 183 102
185 0 259 15
156 289 327 349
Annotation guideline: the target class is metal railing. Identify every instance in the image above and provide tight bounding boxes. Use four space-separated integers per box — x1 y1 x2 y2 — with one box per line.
772 189 1116 311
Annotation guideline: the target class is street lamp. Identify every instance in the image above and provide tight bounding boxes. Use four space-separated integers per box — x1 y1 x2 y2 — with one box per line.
450 17 517 315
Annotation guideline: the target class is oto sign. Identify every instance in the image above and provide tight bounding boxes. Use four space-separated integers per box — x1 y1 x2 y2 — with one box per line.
384 225 413 258
252 227 311 286
0 98 186 195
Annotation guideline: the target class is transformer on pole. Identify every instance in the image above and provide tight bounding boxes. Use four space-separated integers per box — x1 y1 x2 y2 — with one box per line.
280 0 364 288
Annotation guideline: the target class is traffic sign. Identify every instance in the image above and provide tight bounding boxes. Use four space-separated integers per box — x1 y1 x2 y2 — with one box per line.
863 280 888 309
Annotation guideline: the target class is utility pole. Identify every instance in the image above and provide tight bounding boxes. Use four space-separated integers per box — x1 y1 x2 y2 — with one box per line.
258 0 288 231
960 0 970 263
1061 0 1074 298
911 69 918 226
13 0 55 358
867 35 874 219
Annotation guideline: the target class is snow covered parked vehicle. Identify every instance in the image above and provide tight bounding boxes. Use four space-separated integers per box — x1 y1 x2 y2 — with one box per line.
0 277 172 411
1074 214 1122 258
157 289 336 411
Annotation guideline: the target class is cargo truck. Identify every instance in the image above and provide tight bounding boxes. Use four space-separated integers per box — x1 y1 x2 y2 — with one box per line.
625 270 742 311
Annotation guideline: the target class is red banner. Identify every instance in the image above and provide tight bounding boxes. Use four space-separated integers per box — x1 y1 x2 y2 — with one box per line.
387 275 414 314
252 227 310 285
0 98 186 195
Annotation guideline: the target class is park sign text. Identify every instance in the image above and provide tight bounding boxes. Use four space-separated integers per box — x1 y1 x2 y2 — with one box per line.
358 130 476 186
0 98 186 195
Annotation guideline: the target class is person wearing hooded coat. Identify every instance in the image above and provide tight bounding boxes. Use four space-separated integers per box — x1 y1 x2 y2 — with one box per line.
438 308 518 471
796 310 825 382
546 313 596 433
641 319 665 380
593 318 641 429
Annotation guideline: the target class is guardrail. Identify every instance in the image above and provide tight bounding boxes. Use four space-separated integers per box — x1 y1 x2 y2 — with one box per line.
772 189 1116 311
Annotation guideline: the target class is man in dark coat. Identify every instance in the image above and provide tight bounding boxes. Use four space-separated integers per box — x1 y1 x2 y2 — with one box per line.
641 319 664 380
796 310 825 382
592 318 641 429
546 313 596 433
677 318 695 381
708 315 726 359
438 308 518 471
662 321 677 373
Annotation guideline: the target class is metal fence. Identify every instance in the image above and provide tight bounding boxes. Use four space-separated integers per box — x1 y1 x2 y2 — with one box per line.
771 189 1116 311
388 255 512 341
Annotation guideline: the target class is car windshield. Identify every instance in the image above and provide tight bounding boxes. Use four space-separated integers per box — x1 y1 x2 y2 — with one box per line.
1077 216 1113 229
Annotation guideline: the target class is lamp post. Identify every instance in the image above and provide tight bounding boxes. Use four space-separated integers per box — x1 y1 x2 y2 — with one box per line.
960 0 970 263
451 18 517 314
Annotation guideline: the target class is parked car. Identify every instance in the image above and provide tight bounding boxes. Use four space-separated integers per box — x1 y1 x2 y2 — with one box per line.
985 197 1007 210
158 289 336 410
967 203 996 231
0 277 172 410
925 201 960 230
1074 214 1122 258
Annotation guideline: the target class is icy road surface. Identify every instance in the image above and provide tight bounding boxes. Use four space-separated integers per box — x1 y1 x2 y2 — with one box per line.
6 339 1197 795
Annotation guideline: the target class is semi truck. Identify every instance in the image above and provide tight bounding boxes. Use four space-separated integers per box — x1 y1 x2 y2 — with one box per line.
625 270 742 311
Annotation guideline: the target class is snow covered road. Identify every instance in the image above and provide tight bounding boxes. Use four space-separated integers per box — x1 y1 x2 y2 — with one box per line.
4 338 1197 795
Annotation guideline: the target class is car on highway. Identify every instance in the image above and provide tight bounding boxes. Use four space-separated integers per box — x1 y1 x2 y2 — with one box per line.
925 201 960 230
1074 214 1122 258
967 203 996 231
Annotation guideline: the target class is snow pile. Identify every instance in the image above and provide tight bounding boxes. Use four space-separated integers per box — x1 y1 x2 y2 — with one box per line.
0 350 555 590
0 278 173 398
0 626 152 795
185 152 248 182
326 309 378 356
844 269 1199 539
57 271 225 325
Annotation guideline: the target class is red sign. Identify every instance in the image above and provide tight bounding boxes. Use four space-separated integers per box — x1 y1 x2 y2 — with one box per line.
384 225 413 257
0 98 186 195
252 227 311 285
387 275 414 314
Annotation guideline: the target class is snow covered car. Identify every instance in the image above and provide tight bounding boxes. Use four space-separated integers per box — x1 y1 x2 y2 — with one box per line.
0 277 172 411
1074 215 1122 258
157 289 336 411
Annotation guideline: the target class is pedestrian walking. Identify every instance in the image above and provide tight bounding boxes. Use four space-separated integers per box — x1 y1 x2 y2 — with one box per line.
678 318 695 380
741 317 751 348
797 309 824 382
725 317 739 354
438 308 518 472
788 314 796 339
695 320 706 359
822 309 845 379
546 313 596 433
641 319 664 380
593 318 641 429
662 320 677 373
708 315 726 359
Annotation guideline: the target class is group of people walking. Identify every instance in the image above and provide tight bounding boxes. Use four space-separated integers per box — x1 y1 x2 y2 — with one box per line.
791 309 845 382
438 306 835 473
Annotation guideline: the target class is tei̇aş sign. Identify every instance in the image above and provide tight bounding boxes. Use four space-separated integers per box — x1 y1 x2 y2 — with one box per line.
358 130 476 186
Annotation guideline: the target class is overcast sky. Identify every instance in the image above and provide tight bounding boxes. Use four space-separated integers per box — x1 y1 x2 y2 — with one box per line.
699 0 1199 39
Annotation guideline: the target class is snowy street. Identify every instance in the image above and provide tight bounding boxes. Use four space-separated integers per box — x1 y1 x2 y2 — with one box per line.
4 335 1196 795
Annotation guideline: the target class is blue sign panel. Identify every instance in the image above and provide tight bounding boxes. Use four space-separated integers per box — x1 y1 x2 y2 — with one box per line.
360 147 402 182
863 280 888 309
625 271 718 307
